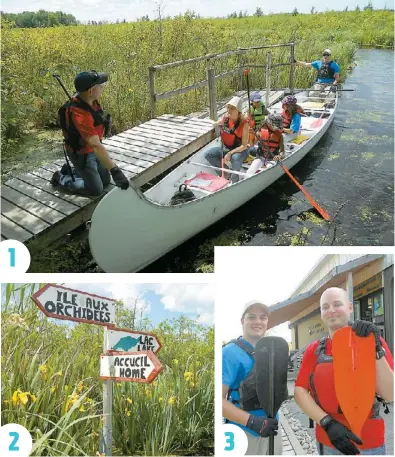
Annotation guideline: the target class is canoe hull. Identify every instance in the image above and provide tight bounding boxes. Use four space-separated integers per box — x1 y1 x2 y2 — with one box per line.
89 94 336 272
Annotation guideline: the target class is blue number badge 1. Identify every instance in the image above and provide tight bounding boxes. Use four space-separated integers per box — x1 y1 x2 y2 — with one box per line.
8 248 16 267
221 424 248 455
0 240 31 274
0 424 32 457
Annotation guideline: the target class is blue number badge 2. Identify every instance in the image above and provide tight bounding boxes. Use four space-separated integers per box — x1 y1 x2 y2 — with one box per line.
224 431 235 451
9 432 20 451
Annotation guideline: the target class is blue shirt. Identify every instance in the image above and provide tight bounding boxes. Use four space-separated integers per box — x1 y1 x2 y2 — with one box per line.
222 337 279 437
289 112 301 133
312 60 340 83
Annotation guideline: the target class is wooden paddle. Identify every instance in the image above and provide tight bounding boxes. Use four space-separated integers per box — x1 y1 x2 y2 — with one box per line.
332 326 376 438
255 336 289 455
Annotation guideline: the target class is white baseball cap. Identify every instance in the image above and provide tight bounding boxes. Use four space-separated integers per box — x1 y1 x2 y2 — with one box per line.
227 96 243 112
242 300 271 318
323 49 332 55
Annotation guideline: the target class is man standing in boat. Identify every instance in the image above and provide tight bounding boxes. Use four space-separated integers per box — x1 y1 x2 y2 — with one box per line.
294 287 393 455
205 96 254 183
222 302 283 455
295 49 340 101
51 70 130 195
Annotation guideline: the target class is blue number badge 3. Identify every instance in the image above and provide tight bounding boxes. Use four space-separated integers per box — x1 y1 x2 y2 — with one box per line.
224 431 235 451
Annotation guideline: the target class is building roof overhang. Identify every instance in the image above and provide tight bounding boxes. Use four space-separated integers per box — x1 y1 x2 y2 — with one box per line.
267 254 384 330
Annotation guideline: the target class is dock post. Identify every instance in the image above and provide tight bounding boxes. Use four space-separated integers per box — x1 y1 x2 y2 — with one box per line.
207 68 218 122
148 66 156 119
265 51 272 108
289 42 295 94
237 47 244 91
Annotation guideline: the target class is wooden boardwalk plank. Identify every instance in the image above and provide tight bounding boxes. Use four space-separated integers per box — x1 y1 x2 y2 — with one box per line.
1 198 50 234
146 116 212 134
6 178 79 215
1 215 33 242
121 130 187 149
1 185 65 224
135 123 199 142
126 127 190 148
104 145 159 167
17 173 92 207
108 136 173 156
145 118 211 136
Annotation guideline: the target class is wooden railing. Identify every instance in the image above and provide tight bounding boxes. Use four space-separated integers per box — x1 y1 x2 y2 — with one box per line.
148 42 295 120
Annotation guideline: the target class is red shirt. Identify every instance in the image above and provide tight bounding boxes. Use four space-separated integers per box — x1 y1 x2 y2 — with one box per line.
295 336 394 389
66 98 105 154
295 335 393 449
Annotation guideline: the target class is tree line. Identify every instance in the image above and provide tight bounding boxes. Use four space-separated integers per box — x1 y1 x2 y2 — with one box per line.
1 3 391 28
1 10 78 28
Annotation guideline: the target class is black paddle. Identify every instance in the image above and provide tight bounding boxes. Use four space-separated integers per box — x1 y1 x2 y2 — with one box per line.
53 73 75 182
255 336 289 454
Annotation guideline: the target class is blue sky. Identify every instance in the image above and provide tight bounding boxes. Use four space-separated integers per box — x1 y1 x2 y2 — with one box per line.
1 0 389 23
1 283 214 327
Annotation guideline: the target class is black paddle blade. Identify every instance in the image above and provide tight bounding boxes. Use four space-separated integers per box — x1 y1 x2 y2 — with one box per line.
255 336 289 418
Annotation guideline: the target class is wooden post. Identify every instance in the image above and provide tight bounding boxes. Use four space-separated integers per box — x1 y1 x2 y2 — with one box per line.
102 326 113 456
148 66 156 119
237 47 243 91
207 68 217 122
289 42 295 94
265 51 272 108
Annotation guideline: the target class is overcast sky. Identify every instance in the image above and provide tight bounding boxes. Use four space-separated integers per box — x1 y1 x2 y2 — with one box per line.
215 247 324 343
1 0 389 23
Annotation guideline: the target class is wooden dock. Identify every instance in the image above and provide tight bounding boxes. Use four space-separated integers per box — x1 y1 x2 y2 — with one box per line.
1 89 284 251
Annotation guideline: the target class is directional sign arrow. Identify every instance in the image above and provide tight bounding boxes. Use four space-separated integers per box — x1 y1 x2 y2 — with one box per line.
106 327 162 354
32 284 116 326
100 351 163 383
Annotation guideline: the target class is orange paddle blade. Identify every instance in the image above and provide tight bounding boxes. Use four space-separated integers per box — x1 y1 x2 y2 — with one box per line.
281 165 331 221
332 327 376 437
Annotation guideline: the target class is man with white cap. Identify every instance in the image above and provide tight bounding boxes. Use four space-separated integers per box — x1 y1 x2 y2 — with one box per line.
205 96 254 183
295 49 340 101
222 301 283 455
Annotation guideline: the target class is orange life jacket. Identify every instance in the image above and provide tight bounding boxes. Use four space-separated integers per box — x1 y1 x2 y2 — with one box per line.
220 115 247 149
259 128 282 153
282 106 305 129
311 337 384 449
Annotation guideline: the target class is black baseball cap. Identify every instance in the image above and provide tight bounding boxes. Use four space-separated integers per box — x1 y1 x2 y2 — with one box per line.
74 70 108 92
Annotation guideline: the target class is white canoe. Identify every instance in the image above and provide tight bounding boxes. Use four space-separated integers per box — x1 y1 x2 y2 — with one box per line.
89 89 337 272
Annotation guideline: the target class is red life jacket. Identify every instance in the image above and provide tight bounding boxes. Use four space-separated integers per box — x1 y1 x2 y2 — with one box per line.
310 337 384 449
282 106 305 129
220 115 247 149
260 128 282 153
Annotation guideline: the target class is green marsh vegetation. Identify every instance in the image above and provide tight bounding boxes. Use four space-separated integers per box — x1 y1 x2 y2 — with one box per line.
1 283 214 455
1 9 393 172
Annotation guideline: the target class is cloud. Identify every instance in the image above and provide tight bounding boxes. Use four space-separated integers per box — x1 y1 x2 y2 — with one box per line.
62 283 214 325
151 283 214 324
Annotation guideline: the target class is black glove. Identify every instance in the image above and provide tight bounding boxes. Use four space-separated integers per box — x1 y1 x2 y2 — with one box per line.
246 415 278 438
293 58 297 63
351 320 381 350
110 166 129 190
321 416 362 455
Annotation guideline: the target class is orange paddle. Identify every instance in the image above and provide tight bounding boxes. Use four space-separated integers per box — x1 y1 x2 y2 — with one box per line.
332 326 376 438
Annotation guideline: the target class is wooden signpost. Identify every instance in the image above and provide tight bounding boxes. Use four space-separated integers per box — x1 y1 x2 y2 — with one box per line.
106 327 162 354
32 284 116 326
100 351 163 382
33 284 163 457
